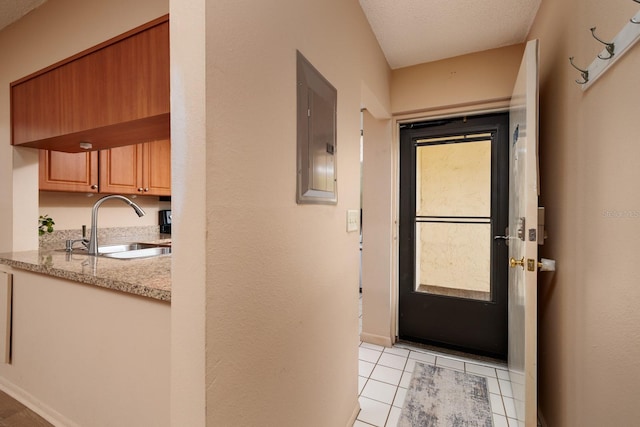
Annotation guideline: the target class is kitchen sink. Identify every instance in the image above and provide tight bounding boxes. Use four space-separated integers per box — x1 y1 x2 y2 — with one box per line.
101 246 171 259
61 242 171 259
94 243 169 254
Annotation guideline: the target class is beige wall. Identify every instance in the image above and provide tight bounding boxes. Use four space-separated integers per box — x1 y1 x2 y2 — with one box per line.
0 266 170 427
169 0 207 425
392 44 525 117
528 0 640 425
39 192 170 230
170 0 391 425
361 110 394 346
0 0 169 252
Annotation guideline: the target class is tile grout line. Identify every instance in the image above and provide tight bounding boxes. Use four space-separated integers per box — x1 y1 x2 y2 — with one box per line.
358 340 517 427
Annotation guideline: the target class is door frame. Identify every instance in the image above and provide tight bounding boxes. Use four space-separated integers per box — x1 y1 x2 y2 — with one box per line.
359 104 515 349
390 106 513 342
397 112 510 358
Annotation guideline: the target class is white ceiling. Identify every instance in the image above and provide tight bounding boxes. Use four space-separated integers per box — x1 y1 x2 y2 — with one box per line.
0 0 541 70
0 0 46 32
359 0 542 69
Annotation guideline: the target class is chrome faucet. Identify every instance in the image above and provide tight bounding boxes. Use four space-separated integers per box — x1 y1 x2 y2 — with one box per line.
87 195 145 255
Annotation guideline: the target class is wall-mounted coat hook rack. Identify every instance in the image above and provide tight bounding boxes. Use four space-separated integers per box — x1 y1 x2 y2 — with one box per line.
569 57 589 84
590 27 615 59
571 6 640 90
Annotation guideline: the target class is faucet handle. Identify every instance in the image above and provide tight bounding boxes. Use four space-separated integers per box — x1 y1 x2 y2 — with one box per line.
82 225 87 239
65 239 83 252
65 237 89 252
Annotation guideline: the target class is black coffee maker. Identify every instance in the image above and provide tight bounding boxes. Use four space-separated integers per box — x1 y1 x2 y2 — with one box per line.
159 210 172 234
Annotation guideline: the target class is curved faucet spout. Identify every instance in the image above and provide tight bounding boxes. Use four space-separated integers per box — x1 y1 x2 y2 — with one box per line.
87 195 146 255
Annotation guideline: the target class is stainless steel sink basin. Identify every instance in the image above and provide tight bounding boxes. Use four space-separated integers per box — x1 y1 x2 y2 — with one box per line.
61 242 171 259
95 243 169 254
101 246 171 259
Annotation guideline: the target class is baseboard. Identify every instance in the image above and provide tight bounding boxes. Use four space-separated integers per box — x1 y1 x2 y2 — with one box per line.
346 399 361 427
360 332 393 348
0 377 79 427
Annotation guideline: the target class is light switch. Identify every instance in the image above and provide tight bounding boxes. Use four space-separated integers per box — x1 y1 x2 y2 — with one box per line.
347 209 360 232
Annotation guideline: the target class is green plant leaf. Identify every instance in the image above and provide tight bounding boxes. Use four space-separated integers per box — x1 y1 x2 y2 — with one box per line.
38 214 55 235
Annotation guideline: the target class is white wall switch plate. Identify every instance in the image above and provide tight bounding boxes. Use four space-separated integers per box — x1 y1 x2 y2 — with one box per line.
346 209 360 232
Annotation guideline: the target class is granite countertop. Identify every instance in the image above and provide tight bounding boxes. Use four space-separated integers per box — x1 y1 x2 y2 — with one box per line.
0 241 171 302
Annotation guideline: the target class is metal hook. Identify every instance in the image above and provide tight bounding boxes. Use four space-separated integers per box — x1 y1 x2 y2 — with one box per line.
590 27 615 59
631 1 640 23
569 57 589 84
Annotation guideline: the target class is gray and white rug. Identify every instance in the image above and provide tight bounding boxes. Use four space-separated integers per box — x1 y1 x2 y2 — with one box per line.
398 362 493 427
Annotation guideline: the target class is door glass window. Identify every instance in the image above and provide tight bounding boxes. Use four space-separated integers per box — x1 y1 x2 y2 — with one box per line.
415 137 492 301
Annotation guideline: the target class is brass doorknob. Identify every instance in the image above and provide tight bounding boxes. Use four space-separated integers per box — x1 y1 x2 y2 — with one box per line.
510 257 525 268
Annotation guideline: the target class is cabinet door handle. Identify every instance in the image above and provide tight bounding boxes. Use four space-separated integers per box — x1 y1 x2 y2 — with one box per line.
137 187 144 192
144 188 149 192
90 184 98 190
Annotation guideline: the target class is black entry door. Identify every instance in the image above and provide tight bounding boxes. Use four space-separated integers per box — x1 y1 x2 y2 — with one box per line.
398 113 509 359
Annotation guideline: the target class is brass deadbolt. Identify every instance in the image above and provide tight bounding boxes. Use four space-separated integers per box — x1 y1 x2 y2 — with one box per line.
509 257 525 269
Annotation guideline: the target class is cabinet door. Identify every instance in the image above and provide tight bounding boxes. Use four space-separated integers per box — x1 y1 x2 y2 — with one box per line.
39 150 99 193
142 140 171 196
11 16 169 151
99 145 143 194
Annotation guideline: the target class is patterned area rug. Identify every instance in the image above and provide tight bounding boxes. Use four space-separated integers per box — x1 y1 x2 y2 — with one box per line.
398 362 493 427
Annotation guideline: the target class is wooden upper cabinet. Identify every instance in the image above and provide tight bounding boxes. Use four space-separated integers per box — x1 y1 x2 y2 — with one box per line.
99 144 142 195
39 139 170 195
11 15 169 152
99 140 171 196
142 139 171 195
39 151 99 193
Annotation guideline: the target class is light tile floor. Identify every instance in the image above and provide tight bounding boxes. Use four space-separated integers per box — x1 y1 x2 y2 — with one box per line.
357 294 524 427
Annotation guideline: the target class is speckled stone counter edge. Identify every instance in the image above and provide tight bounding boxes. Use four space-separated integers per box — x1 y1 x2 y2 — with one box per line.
1 227 171 302
0 257 171 302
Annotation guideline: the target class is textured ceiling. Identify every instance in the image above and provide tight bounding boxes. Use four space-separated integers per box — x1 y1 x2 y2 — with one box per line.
0 0 46 32
0 0 540 70
359 0 541 69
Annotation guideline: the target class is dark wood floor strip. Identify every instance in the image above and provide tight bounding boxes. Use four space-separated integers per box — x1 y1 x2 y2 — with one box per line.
0 390 52 427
